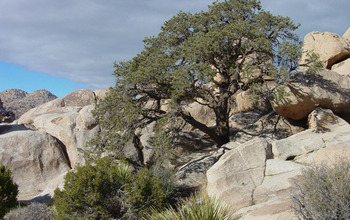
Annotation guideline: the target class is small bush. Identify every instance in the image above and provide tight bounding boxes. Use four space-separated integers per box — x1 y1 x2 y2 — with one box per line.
0 163 18 218
143 193 232 220
54 157 169 219
54 157 134 219
292 158 350 219
5 203 56 220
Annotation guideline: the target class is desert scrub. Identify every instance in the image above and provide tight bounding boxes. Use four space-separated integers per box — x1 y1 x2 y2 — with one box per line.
292 158 350 219
125 167 167 216
0 163 18 218
54 157 134 219
54 157 168 219
5 203 56 220
143 193 232 220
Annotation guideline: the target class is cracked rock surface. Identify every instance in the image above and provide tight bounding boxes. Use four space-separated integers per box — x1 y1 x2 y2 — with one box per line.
206 108 350 219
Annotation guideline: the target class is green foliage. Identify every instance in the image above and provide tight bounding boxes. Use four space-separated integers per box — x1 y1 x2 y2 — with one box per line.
292 158 350 219
54 157 169 219
143 193 232 220
0 163 18 218
149 163 177 199
125 168 167 215
5 203 56 220
54 157 133 219
302 51 323 73
90 0 302 162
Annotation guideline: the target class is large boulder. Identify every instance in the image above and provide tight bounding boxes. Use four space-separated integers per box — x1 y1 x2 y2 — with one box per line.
183 101 216 127
300 30 350 69
332 58 350 76
271 69 350 121
0 124 71 201
233 159 304 220
272 108 350 163
18 89 100 168
63 89 95 107
231 111 305 143
176 147 226 191
206 138 272 211
0 89 57 120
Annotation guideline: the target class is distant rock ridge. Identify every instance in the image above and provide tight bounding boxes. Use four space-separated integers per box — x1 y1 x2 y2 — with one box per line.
0 89 57 120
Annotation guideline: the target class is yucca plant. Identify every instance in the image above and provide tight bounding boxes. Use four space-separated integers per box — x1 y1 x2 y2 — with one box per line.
144 193 232 220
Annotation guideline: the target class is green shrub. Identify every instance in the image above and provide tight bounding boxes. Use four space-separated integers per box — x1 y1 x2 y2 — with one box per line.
143 193 232 220
54 157 169 219
0 163 18 218
5 203 56 220
54 157 133 219
149 163 177 200
126 168 167 215
292 158 350 220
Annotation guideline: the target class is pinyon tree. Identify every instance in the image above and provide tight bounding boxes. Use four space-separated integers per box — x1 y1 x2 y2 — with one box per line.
89 0 302 162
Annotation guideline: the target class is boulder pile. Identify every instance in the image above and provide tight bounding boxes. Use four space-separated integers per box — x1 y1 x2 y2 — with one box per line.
0 89 106 201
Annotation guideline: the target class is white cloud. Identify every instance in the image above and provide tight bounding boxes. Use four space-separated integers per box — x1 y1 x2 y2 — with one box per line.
0 0 349 89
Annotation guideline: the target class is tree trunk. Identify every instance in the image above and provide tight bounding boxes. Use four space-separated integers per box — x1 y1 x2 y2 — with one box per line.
213 94 230 147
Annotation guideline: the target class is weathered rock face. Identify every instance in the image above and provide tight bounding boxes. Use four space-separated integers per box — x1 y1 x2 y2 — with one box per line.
176 147 226 191
271 69 350 121
18 89 100 168
63 89 95 107
300 30 350 69
273 108 350 163
231 111 305 143
207 108 350 219
234 160 304 220
184 101 216 127
0 124 71 201
332 58 350 76
206 138 272 211
0 89 57 120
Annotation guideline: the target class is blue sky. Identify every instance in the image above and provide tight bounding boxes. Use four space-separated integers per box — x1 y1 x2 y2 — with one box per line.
0 61 92 97
0 0 349 97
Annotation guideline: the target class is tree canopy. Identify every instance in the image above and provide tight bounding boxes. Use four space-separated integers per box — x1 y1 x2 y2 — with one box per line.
90 0 301 163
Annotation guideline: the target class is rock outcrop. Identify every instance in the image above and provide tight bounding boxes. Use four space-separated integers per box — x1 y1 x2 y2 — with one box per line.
18 89 100 168
231 111 305 143
0 89 57 120
300 30 350 69
271 69 350 121
0 124 71 201
206 108 350 219
332 58 350 76
0 98 14 122
207 138 272 211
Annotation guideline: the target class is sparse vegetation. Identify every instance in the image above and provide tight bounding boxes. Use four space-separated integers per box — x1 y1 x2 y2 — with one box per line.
292 158 350 220
0 163 18 218
5 203 56 220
